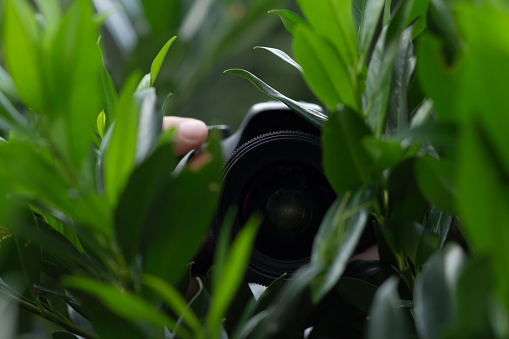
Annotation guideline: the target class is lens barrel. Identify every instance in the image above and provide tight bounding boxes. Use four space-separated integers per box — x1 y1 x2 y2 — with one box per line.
214 130 336 285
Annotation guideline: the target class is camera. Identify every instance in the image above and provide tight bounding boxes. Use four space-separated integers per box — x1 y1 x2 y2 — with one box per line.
211 102 336 286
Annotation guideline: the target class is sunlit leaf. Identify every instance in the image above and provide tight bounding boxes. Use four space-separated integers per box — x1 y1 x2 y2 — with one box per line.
268 9 307 36
254 46 302 72
150 36 176 87
224 69 327 128
3 0 45 112
294 25 358 111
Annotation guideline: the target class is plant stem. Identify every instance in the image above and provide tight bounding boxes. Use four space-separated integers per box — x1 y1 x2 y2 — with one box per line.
11 295 98 339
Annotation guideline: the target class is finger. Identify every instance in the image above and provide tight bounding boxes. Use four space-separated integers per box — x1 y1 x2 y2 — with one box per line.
162 116 208 156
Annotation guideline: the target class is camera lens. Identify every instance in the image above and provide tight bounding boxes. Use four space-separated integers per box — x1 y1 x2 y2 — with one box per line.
215 131 336 285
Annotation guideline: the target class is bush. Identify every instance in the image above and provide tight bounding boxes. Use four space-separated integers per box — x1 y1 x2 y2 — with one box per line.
1 0 509 338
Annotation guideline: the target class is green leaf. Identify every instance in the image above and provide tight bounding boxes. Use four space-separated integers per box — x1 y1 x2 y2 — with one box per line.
365 26 391 135
293 24 358 111
387 158 428 225
104 73 140 206
114 143 176 265
254 274 286 314
415 156 458 214
425 206 453 249
254 46 302 72
142 140 222 286
0 90 27 133
457 121 509 310
362 136 405 172
387 26 415 134
142 274 203 338
366 277 411 339
352 0 365 41
336 277 378 313
224 69 327 128
134 88 161 164
322 107 374 195
65 276 179 331
414 245 465 339
45 0 103 170
297 0 357 67
251 264 323 339
311 188 372 303
98 40 117 125
0 141 110 234
3 0 45 112
268 9 307 36
206 216 260 339
150 36 176 87
359 0 385 59
96 110 106 139
0 65 18 100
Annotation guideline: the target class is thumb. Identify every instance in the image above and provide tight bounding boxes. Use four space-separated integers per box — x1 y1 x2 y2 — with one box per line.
162 116 208 156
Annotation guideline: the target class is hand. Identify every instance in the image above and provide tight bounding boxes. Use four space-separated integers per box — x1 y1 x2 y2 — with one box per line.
162 116 208 156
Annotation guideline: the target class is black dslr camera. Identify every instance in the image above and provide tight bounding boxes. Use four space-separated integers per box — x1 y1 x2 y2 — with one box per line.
211 102 336 286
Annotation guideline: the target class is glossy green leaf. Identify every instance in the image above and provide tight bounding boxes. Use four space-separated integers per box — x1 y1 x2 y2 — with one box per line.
254 46 302 72
268 9 307 36
3 0 45 112
366 277 410 339
150 36 176 86
414 245 465 339
65 276 178 330
387 26 415 134
134 88 161 164
294 25 358 111
206 216 260 339
365 26 391 135
297 0 357 67
34 0 62 35
425 206 453 248
311 188 372 303
104 73 140 206
224 69 327 128
359 0 385 59
352 0 365 41
322 107 374 195
416 156 457 214
97 111 106 139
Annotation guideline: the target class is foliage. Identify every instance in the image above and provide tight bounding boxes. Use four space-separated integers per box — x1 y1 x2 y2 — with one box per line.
1 0 509 338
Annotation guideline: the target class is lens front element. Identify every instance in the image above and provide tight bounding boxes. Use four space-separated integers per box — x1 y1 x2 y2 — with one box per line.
216 131 336 285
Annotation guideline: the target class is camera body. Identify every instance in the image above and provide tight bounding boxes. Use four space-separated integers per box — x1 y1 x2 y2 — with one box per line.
212 102 336 286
